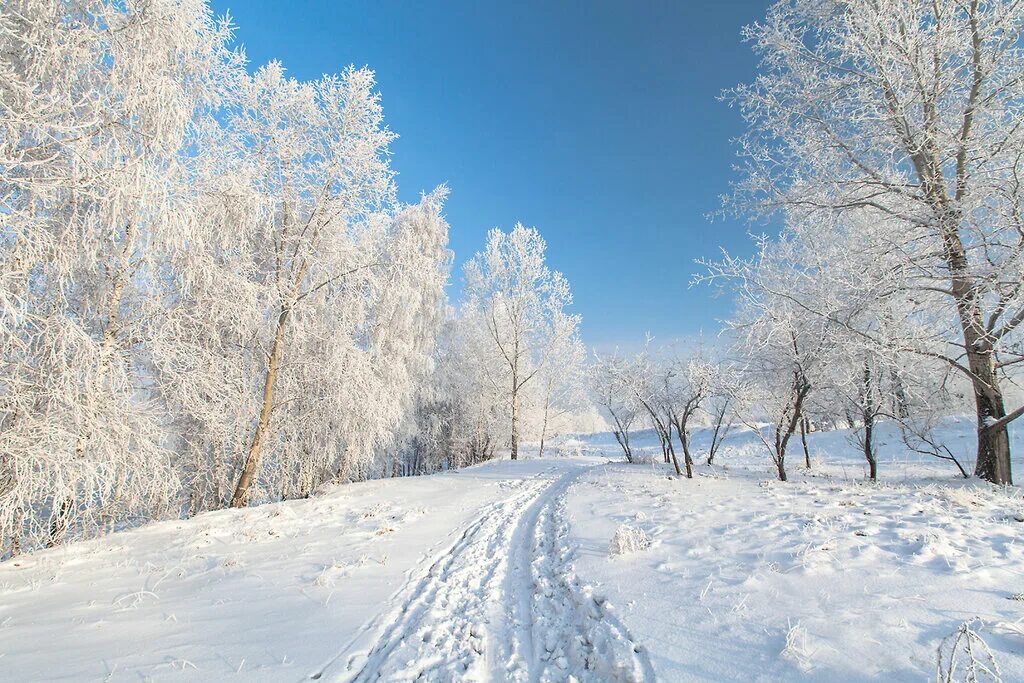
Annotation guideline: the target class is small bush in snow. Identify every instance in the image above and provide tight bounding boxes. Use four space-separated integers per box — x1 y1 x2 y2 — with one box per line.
629 451 658 465
609 525 651 556
936 618 1002 683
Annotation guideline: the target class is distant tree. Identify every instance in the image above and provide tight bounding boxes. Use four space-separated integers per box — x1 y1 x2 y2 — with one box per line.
592 352 640 463
535 313 587 457
462 225 577 460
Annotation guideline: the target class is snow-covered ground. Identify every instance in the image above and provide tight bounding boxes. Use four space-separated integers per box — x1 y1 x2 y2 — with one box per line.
1 419 1021 681
569 421 1024 681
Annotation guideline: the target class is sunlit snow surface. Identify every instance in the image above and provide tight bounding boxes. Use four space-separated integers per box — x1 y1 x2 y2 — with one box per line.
1 418 1021 681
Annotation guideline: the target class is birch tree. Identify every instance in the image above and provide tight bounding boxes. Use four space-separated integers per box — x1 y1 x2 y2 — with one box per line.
0 0 236 549
218 63 395 506
462 225 576 460
535 311 586 457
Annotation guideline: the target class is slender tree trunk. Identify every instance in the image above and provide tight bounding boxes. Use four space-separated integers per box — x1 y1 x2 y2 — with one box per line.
864 417 877 481
231 306 289 508
891 368 910 419
538 396 549 458
665 426 682 477
800 416 811 468
510 360 520 460
9 507 22 558
611 414 633 463
773 379 809 482
775 458 788 482
680 425 694 479
707 399 730 465
47 497 73 547
862 363 878 480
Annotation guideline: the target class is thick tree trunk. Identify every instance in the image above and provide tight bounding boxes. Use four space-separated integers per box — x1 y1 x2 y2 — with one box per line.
231 307 289 508
973 371 1011 484
941 214 1013 484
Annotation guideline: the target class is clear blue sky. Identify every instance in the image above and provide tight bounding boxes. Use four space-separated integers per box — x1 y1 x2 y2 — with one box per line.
209 0 774 349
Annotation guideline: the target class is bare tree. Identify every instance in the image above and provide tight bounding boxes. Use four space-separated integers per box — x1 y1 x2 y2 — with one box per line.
592 352 640 463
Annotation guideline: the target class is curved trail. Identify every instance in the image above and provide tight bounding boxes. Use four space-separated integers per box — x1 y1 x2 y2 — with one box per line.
307 460 653 683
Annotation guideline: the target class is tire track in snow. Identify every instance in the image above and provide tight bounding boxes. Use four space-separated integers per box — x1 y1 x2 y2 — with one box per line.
308 470 556 682
308 461 653 683
504 466 655 683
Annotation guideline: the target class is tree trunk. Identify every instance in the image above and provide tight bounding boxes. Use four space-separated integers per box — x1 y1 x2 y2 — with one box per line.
538 396 549 458
680 426 694 479
964 334 1012 484
775 456 788 482
47 497 73 547
9 507 22 558
862 362 877 480
864 418 877 481
941 214 1013 484
800 416 811 468
707 399 730 465
773 378 809 482
611 416 633 463
510 366 520 460
666 428 682 477
230 306 289 508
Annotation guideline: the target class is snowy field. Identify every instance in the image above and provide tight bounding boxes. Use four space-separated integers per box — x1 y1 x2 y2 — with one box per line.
1 419 1022 682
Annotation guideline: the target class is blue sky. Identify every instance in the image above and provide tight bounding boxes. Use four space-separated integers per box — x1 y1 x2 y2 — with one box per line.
209 0 774 349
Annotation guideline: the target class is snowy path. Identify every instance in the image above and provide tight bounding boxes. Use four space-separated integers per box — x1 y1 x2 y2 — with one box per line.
310 460 652 683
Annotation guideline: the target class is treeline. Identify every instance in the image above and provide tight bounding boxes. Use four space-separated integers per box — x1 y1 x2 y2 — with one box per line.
0 1 585 556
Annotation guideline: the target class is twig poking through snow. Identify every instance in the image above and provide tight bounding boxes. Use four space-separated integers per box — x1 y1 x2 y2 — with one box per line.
937 618 1002 683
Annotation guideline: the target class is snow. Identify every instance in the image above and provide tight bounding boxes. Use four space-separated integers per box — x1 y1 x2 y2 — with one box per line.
566 421 1024 681
1 419 1022 681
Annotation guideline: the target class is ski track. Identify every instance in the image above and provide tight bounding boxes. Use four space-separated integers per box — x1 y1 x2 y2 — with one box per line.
506 467 655 683
308 462 653 683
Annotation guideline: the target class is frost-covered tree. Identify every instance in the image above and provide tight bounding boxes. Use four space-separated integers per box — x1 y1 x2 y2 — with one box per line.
663 353 716 479
704 361 740 465
592 352 641 463
1 0 455 557
462 225 577 460
218 63 398 506
727 0 1024 483
534 312 587 457
703 238 832 481
0 0 237 549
